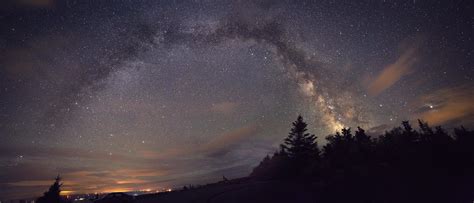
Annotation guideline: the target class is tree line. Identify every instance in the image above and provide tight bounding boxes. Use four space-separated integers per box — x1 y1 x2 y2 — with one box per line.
251 115 474 202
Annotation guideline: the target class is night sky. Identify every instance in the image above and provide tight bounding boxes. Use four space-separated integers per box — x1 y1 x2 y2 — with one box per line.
0 0 473 200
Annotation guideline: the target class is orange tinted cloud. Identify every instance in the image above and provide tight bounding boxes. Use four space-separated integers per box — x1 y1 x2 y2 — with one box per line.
8 180 52 187
116 179 149 184
138 124 260 159
414 86 474 125
61 168 163 194
4 124 259 197
367 46 418 96
202 124 259 155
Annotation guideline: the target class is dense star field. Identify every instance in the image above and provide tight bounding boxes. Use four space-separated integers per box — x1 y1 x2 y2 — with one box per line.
0 0 473 200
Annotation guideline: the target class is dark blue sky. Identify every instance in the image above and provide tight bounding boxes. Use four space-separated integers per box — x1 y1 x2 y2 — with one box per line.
0 0 472 200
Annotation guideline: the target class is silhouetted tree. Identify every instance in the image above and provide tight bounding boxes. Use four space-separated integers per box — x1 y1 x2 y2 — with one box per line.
37 175 63 203
323 128 356 169
281 115 320 161
418 119 434 136
354 126 370 144
353 126 373 163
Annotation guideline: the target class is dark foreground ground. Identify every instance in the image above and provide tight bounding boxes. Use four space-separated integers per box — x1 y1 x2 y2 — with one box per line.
134 179 473 203
67 176 471 203
136 179 318 203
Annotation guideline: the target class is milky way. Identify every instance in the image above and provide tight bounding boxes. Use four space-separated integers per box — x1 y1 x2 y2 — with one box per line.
0 0 472 200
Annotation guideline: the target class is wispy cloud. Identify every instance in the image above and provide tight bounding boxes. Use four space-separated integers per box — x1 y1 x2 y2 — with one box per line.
413 85 474 125
0 124 261 199
202 124 260 156
367 45 419 96
3 166 166 196
7 180 52 187
138 123 261 159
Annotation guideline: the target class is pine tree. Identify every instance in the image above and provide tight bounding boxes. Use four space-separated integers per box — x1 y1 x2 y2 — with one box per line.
37 175 62 203
281 115 319 161
355 126 370 144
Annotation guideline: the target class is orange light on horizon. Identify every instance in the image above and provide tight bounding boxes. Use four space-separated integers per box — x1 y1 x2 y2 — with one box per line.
60 190 75 196
100 188 134 193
